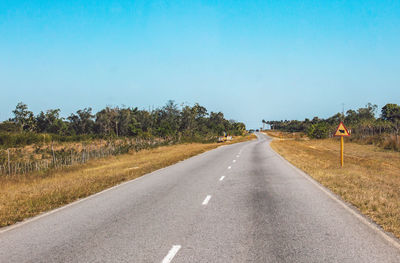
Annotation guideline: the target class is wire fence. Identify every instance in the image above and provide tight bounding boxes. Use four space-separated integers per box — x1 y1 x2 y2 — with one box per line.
0 138 172 176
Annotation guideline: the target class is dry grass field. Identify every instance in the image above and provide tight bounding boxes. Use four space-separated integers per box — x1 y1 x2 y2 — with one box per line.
0 134 255 227
266 131 400 239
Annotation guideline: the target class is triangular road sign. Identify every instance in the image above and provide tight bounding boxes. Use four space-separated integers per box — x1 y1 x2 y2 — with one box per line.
334 122 350 137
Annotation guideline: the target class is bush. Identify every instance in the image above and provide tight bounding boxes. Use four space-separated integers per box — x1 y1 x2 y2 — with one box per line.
0 122 20 133
0 132 102 149
307 123 330 139
0 132 42 148
383 135 400 151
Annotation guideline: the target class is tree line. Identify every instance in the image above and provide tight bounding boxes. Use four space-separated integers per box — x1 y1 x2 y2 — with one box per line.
263 103 400 149
0 101 246 147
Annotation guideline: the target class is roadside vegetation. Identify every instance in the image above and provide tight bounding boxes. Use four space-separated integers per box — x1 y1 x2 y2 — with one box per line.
266 130 400 239
263 103 400 151
0 101 246 176
1 101 245 147
0 101 252 227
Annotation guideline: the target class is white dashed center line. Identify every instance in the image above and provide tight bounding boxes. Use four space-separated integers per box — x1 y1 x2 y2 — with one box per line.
162 245 181 263
219 176 225 181
228 166 231 169
202 195 212 205
233 160 236 163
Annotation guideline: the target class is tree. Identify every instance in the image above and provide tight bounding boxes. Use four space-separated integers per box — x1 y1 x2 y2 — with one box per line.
135 110 152 135
381 103 400 142
153 101 181 137
68 108 94 135
4 101 247 142
381 104 400 123
95 107 119 136
35 109 65 134
233 122 246 135
117 107 140 136
208 112 226 135
326 113 342 125
358 103 377 120
163 100 180 133
180 105 196 136
12 102 35 132
345 109 358 125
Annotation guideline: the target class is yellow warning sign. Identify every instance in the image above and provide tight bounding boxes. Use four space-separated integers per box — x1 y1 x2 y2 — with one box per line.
334 122 350 137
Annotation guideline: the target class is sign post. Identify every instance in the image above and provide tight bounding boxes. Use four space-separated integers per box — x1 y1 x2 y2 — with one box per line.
340 136 344 167
334 122 350 167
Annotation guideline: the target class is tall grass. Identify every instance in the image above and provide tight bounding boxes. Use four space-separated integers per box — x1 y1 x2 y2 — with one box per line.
0 134 246 176
0 138 171 176
349 133 400 151
0 132 99 149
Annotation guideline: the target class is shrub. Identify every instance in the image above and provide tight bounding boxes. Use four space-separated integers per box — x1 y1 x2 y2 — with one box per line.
307 123 330 139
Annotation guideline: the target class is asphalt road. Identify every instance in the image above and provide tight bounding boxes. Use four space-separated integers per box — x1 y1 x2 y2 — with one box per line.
1 133 400 262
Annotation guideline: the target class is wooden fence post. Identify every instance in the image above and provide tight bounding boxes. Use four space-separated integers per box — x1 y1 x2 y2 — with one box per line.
51 143 55 166
7 149 11 175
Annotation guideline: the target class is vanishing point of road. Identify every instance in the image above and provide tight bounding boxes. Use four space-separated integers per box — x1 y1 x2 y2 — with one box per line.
1 133 400 262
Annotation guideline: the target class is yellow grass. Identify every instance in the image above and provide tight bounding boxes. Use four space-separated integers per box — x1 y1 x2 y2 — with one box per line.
0 135 255 227
268 131 400 238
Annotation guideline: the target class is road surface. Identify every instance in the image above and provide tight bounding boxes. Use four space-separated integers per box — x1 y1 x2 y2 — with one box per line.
1 133 400 262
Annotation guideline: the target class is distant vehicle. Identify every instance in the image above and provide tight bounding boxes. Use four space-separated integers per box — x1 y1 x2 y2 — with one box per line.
218 133 233 142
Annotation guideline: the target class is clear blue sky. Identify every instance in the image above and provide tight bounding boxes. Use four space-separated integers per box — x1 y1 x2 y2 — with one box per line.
1 0 399 129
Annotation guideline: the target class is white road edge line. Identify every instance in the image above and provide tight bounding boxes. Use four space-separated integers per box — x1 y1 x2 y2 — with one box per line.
202 195 212 205
270 141 400 250
219 176 225 181
162 245 181 263
228 166 231 169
